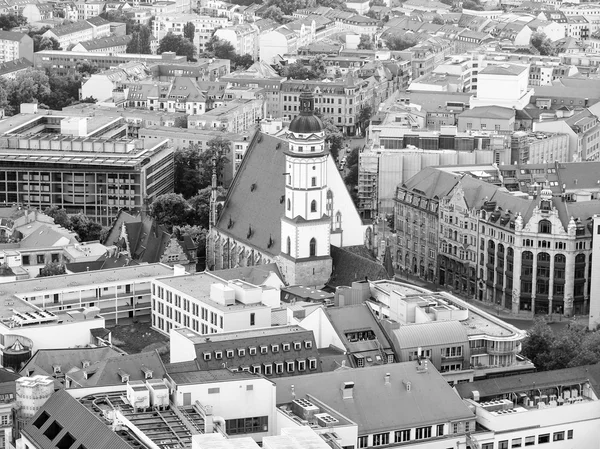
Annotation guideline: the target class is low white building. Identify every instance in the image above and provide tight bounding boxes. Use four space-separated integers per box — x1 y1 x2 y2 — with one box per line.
470 63 533 110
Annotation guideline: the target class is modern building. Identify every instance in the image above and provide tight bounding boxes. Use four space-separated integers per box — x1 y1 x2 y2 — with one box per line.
470 63 533 110
151 270 278 336
0 30 33 64
0 110 175 225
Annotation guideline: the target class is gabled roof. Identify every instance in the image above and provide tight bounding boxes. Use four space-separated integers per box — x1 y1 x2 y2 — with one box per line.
85 15 110 26
273 361 474 435
211 263 283 285
328 245 390 288
78 34 131 51
47 20 93 37
19 223 78 248
402 166 461 198
0 30 28 41
0 57 32 76
188 325 322 376
215 132 286 256
22 389 132 449
458 105 515 120
67 351 166 387
20 346 122 381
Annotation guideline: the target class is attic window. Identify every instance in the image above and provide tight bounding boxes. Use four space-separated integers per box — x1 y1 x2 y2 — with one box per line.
226 349 234 358
53 365 61 374
33 411 50 429
283 343 291 352
204 352 212 361
117 370 130 383
272 344 280 353
293 342 301 350
260 345 268 354
215 351 223 360
238 348 246 357
305 341 313 349
249 347 257 355
142 366 153 379
82 360 90 369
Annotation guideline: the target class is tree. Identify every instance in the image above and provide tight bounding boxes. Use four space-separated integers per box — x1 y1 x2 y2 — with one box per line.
264 0 314 15
32 35 61 52
127 25 152 54
44 207 72 229
70 213 103 242
207 35 236 60
260 5 284 23
149 193 191 230
462 0 483 10
283 61 318 80
187 186 227 228
1 69 51 114
0 13 26 31
531 32 557 56
158 32 196 61
174 115 188 128
233 54 253 71
38 262 66 277
76 60 99 76
100 10 137 34
315 110 343 161
385 34 418 51
358 34 374 50
174 146 203 198
309 55 326 78
432 16 445 25
199 137 231 188
183 22 195 42
44 71 83 110
357 105 373 134
344 146 360 189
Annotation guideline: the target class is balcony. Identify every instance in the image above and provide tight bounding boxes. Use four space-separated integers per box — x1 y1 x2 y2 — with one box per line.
441 354 464 361
470 347 487 356
486 345 519 356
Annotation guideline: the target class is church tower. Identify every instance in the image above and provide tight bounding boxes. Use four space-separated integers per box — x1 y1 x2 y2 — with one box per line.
279 89 332 287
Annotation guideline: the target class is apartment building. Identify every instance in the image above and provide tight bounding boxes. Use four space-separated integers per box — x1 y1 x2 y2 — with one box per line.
151 271 276 337
395 162 600 318
75 0 105 20
71 34 133 54
214 23 259 60
42 17 111 49
188 98 263 134
153 14 230 52
0 31 33 64
0 111 175 225
280 76 383 135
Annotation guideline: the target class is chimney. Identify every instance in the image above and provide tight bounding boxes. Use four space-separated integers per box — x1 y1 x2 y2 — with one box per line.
384 373 391 385
341 381 354 399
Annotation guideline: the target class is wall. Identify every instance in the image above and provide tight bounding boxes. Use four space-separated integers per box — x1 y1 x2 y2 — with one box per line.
299 307 345 350
0 316 105 351
169 328 197 363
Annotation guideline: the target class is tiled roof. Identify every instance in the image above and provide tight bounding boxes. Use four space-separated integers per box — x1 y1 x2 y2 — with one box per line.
479 63 528 76
47 20 93 37
189 325 322 376
22 389 132 449
78 34 131 51
20 346 122 381
328 245 390 288
0 57 32 76
390 320 468 350
0 30 28 41
215 132 286 256
211 263 283 285
458 105 515 120
273 362 474 435
85 15 110 26
67 351 166 387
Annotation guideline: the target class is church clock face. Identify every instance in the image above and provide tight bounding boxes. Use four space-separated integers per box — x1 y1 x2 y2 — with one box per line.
303 100 311 112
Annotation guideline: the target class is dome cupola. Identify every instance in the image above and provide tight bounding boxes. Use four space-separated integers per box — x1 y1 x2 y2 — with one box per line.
288 88 323 135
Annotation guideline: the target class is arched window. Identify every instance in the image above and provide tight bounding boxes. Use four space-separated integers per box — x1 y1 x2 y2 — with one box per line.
488 240 495 250
286 237 291 255
287 198 291 211
538 219 552 234
310 200 317 213
554 254 566 264
576 253 586 264
309 238 316 257
335 211 342 230
538 252 550 263
523 251 533 261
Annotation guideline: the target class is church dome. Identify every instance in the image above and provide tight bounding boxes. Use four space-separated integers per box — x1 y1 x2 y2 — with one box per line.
289 89 323 134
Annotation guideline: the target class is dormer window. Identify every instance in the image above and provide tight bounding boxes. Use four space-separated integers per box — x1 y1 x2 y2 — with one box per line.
141 366 153 379
82 360 90 369
249 347 257 356
226 349 234 358
305 341 313 349
260 345 268 354
117 370 129 383
215 351 223 360
52 365 61 374
203 352 212 361
238 348 246 357
272 344 279 353
293 342 301 350
283 343 291 352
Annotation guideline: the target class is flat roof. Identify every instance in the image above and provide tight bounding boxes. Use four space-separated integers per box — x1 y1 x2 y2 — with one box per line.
156 273 270 312
172 324 310 344
169 368 259 385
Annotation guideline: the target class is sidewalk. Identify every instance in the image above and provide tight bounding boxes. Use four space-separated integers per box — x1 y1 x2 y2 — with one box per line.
392 271 589 328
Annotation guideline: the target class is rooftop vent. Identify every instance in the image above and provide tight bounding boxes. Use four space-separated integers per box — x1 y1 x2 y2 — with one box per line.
341 381 354 399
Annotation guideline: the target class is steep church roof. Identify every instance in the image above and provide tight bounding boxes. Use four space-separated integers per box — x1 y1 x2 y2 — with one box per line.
215 132 288 256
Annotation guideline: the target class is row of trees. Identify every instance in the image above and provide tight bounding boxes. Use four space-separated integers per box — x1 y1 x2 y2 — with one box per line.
0 69 96 116
522 319 600 371
204 36 253 71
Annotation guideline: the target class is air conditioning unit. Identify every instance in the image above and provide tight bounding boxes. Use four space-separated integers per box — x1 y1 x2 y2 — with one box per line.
292 398 320 421
315 413 339 427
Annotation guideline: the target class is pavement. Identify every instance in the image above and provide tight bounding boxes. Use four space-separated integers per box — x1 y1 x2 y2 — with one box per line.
392 271 589 332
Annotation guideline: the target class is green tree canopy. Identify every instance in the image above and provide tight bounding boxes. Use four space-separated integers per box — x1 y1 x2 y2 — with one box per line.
70 213 104 242
127 25 152 54
187 185 227 228
0 13 26 31
260 5 284 23
38 262 66 277
385 34 418 51
358 34 374 50
357 105 373 134
531 32 557 56
149 193 191 230
174 145 203 198
199 137 231 188
44 206 71 229
32 35 61 52
158 32 196 61
183 22 195 41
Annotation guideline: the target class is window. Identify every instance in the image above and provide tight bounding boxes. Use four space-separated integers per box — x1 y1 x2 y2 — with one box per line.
308 357 317 370
395 429 410 443
311 177 316 187
305 340 313 349
22 255 30 265
249 347 257 355
33 411 50 429
372 433 389 446
238 348 246 356
272 344 279 353
524 436 535 446
264 364 273 375
553 432 564 442
283 343 290 351
208 387 220 394
225 416 268 435
415 426 431 440
358 436 368 448
482 444 493 449
293 342 301 350
538 434 550 444
260 345 268 354
538 219 552 234
250 313 255 326
203 352 211 361
567 430 573 439
309 238 316 257
511 438 522 448
437 424 444 436
286 237 291 255
310 200 317 212
499 441 509 449
226 349 234 358
298 359 306 371
215 351 222 360
275 362 284 374
37 254 45 264
286 360 295 372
